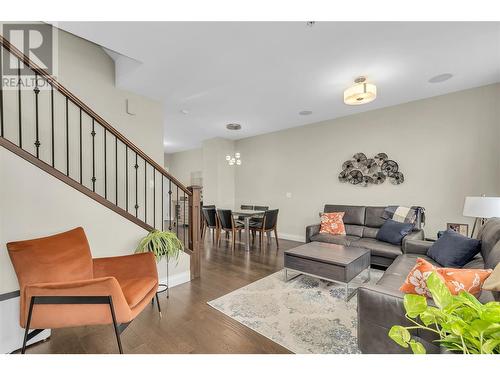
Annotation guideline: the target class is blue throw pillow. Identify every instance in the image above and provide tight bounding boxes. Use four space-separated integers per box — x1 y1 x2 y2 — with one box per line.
426 229 481 268
376 219 414 245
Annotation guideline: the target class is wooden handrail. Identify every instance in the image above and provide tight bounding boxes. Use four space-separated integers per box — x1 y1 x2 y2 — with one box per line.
0 34 191 196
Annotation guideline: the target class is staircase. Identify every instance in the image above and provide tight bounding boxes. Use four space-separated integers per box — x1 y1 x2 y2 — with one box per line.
0 35 201 278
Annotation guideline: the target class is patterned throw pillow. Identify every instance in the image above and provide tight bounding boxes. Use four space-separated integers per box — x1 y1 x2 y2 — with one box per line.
400 258 492 297
319 212 346 236
400 258 436 297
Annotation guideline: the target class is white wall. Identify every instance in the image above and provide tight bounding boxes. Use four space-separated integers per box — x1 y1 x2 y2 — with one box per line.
0 148 191 294
234 84 500 240
57 29 165 165
0 25 190 296
202 138 235 208
164 148 203 186
167 84 500 241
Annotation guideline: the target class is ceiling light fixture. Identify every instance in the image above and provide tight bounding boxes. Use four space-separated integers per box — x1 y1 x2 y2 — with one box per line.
428 73 453 83
226 152 242 166
343 76 377 106
226 123 242 130
180 109 190 115
299 110 312 116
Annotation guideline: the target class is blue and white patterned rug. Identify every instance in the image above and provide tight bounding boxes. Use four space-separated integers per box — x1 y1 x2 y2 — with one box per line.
207 269 383 354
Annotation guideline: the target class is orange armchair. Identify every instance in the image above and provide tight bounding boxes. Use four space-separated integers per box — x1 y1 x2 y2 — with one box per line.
7 227 159 354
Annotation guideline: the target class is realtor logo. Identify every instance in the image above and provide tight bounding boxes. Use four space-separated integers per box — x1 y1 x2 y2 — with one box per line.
1 23 58 89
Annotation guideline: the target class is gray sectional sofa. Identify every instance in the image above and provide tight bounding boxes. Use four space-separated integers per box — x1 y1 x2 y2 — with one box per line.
305 204 424 267
357 218 500 353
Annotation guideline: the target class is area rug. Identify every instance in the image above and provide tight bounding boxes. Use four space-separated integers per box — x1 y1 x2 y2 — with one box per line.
207 269 383 354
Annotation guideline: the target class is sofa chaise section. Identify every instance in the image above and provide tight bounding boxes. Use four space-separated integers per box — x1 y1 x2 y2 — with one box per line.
357 218 500 354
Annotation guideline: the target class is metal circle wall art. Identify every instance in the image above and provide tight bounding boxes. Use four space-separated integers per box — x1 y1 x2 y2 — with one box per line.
338 153 405 187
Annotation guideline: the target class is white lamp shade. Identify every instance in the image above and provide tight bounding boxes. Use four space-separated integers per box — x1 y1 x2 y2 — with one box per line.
463 196 500 218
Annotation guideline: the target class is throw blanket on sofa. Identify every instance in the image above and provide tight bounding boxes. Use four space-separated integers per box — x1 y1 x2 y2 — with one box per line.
382 206 425 227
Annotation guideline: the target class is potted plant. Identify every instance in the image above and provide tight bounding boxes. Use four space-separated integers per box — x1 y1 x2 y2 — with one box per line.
388 272 500 354
135 229 184 262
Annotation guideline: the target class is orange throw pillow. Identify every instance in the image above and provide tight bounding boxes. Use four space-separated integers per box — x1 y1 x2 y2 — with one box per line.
400 258 492 297
438 267 492 296
319 212 346 235
400 258 435 297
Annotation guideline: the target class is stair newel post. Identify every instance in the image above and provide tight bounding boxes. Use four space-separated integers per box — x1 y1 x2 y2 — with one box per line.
188 185 201 279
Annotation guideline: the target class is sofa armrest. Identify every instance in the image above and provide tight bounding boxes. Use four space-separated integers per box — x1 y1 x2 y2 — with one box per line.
357 284 439 353
305 224 321 243
403 239 434 255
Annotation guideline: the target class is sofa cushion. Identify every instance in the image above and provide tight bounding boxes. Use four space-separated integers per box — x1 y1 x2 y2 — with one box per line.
324 205 365 225
463 255 485 269
363 227 379 239
309 234 360 246
345 224 364 237
479 218 500 268
375 219 414 245
353 238 402 259
427 229 481 267
485 242 500 271
365 207 386 228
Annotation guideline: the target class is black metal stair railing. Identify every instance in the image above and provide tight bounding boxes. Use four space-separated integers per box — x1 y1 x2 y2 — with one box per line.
0 35 201 276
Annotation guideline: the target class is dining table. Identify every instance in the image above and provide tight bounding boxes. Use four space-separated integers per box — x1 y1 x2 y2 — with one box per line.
230 209 265 251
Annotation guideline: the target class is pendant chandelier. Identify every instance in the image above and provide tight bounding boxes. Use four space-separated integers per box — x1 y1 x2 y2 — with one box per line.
226 152 241 166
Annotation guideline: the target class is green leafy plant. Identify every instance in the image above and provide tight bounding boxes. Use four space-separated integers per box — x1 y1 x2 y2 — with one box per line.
135 230 183 262
389 272 500 354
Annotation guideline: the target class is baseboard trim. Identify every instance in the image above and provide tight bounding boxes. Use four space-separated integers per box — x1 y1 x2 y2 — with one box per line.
159 271 191 288
275 232 305 243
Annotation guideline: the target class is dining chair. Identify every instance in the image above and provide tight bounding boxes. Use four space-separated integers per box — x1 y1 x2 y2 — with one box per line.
250 209 279 249
202 206 218 242
216 209 244 250
201 205 216 234
250 205 269 226
6 227 159 354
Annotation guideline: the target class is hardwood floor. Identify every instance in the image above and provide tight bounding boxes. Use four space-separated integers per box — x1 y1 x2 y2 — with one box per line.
23 231 301 354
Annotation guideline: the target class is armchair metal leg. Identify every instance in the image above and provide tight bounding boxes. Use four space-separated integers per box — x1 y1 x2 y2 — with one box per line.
107 296 123 354
155 293 162 318
21 297 35 354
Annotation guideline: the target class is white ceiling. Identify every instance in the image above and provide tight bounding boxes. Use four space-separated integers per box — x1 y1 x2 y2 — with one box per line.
55 22 500 153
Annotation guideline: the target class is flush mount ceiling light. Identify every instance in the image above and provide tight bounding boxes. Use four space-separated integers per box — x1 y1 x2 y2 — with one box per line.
226 152 242 166
428 73 453 83
180 109 190 115
299 110 312 116
343 76 377 106
226 123 242 130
